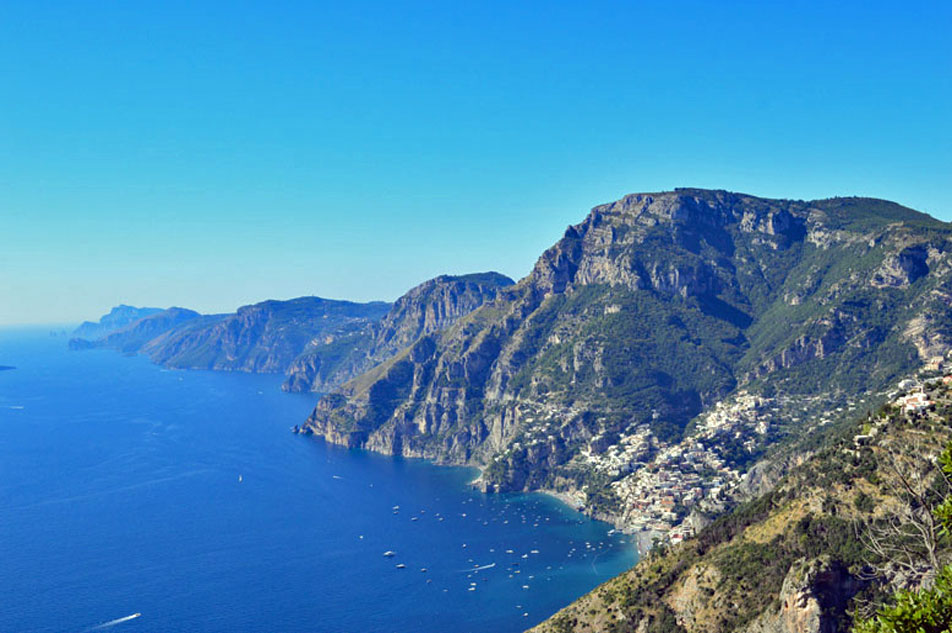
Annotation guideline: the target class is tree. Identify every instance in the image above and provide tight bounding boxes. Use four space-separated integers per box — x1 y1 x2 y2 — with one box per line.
854 566 952 633
855 445 952 633
859 439 951 587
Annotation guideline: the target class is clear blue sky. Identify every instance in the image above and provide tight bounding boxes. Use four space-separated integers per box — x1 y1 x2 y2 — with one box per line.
1 1 949 325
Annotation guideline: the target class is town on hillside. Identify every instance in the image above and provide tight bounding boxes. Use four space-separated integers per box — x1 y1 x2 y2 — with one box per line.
571 354 952 549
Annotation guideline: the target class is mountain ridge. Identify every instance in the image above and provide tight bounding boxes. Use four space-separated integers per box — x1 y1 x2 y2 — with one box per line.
69 272 513 388
302 188 952 542
71 304 163 340
283 271 514 392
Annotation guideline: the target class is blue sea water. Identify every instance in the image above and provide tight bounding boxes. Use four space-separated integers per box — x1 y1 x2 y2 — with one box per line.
0 329 636 633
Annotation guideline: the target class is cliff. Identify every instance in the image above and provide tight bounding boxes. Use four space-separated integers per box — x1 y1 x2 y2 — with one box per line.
140 297 391 373
70 273 509 382
303 189 952 531
283 272 514 392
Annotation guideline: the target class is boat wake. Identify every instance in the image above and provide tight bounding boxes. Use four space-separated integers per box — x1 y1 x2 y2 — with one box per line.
83 612 141 631
460 562 496 572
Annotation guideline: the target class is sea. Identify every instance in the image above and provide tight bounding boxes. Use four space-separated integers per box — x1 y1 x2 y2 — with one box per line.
0 328 636 633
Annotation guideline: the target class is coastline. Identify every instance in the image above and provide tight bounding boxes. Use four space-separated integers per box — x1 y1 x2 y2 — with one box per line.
536 488 661 557
313 429 665 561
537 488 585 512
464 467 658 558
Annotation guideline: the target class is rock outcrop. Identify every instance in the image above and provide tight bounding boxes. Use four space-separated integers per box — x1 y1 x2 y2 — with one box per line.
744 558 861 633
283 272 513 392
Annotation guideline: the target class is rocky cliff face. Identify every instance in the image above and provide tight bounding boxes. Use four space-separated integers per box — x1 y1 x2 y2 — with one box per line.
743 558 861 633
304 189 952 517
140 297 391 373
283 272 514 392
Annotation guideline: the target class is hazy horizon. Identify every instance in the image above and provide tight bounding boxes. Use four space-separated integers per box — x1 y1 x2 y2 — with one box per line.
10 184 952 329
3 1 950 325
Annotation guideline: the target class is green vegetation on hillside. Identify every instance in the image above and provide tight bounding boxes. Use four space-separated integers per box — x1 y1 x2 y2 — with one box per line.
532 379 952 633
308 189 952 523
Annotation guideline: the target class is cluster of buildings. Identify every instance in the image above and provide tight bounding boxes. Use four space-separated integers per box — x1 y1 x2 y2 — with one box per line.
507 387 876 546
574 391 779 542
578 425 655 477
555 361 952 548
890 371 948 414
896 390 934 413
608 441 733 537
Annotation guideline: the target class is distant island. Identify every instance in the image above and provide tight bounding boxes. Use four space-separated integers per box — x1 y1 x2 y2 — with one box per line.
72 304 164 340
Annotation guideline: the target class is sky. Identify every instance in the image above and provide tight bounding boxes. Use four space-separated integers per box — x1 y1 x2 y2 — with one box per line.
1 1 950 325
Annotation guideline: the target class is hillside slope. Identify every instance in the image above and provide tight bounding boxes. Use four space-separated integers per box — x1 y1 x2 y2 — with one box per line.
69 307 203 353
304 189 952 535
141 297 391 373
283 272 514 392
70 273 511 384
69 298 388 373
530 374 952 633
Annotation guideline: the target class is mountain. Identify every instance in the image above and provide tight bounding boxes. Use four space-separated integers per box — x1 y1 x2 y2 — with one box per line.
141 297 391 373
530 373 952 633
72 304 163 340
69 273 509 382
70 307 203 353
303 189 952 537
71 297 391 373
283 272 515 392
